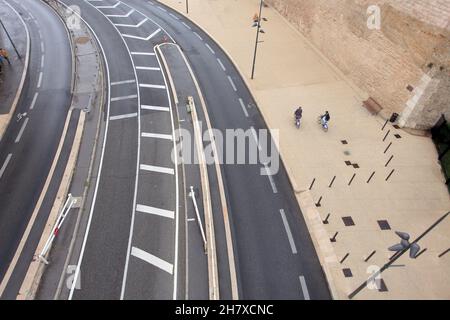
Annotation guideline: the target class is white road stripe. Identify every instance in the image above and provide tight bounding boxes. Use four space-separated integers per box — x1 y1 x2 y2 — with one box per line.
111 94 138 102
264 164 278 194
250 126 262 151
141 132 173 140
182 22 191 30
139 83 166 89
37 72 43 88
217 58 226 71
193 32 203 41
109 113 138 121
29 92 39 110
136 66 160 71
95 2 120 9
123 28 161 41
227 76 237 91
169 13 179 20
299 276 311 300
106 9 134 17
136 204 174 219
40 41 44 52
141 105 170 112
40 55 45 69
0 154 12 179
279 209 297 254
131 247 173 274
131 52 155 56
111 79 136 86
114 18 147 28
205 43 215 54
238 98 249 117
140 164 174 175
15 117 29 143
157 6 167 12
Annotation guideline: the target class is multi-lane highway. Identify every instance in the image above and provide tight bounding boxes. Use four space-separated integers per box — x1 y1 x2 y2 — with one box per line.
0 0 74 299
1 0 331 300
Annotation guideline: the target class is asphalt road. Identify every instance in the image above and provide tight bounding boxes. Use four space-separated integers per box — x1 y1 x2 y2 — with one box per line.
0 0 73 299
47 0 331 300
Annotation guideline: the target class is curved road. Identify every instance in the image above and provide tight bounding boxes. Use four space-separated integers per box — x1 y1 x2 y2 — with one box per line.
44 0 331 300
0 0 74 299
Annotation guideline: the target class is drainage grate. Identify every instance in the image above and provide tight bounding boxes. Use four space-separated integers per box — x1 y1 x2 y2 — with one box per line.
341 140 348 145
377 220 391 230
345 161 352 166
342 216 355 226
394 134 402 139
393 125 400 129
342 268 353 278
352 164 360 169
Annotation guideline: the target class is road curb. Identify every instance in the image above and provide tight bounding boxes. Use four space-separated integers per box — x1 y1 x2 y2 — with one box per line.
297 190 348 300
156 1 346 299
0 0 31 141
16 0 105 300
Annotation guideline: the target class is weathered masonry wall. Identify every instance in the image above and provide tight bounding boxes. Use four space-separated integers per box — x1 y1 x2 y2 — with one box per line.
266 0 450 129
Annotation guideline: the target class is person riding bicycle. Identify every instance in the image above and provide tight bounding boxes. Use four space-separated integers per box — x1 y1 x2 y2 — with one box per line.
295 106 303 120
321 111 330 125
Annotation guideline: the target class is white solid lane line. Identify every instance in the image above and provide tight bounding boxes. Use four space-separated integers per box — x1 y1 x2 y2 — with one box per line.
140 164 174 175
29 92 39 110
205 43 215 54
141 132 173 140
279 209 297 254
228 75 237 91
136 204 175 219
111 79 136 86
131 247 173 275
109 113 138 121
0 154 12 180
299 276 311 300
238 98 249 117
141 105 170 112
139 83 166 89
111 94 138 102
15 117 29 143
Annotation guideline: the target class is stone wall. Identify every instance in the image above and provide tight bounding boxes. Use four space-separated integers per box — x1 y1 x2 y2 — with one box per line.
265 0 450 129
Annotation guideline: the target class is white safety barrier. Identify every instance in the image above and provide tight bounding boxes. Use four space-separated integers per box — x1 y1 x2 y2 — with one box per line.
38 194 77 265
189 186 207 252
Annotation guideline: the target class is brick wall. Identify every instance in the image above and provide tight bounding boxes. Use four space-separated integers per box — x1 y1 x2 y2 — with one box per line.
266 0 450 129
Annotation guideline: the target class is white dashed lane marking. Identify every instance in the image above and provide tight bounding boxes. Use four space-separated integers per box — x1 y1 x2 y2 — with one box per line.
299 276 311 300
136 204 175 219
279 209 297 254
131 247 173 275
205 43 215 54
109 113 138 121
15 117 29 143
0 154 13 180
140 164 174 175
